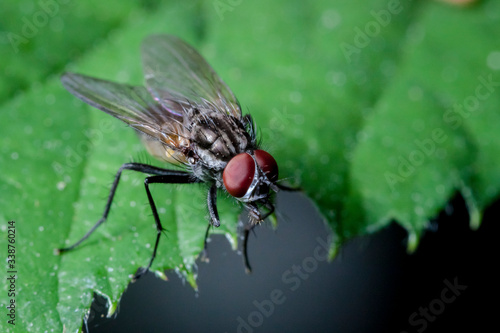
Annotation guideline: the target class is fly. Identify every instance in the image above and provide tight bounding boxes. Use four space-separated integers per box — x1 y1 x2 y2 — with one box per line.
57 35 292 278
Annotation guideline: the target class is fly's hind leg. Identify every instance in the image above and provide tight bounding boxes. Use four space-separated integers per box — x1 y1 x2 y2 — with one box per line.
56 163 181 254
56 162 197 280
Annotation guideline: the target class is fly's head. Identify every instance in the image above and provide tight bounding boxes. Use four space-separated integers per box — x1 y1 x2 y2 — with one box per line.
222 149 279 204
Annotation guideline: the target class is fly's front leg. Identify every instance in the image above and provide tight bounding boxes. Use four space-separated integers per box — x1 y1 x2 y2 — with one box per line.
243 201 276 273
243 224 257 274
207 184 220 227
202 184 220 263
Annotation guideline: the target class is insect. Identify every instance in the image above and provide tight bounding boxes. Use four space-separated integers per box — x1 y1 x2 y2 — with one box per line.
57 34 291 278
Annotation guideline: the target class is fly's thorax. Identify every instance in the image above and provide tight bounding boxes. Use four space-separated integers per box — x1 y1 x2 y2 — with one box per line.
189 111 251 171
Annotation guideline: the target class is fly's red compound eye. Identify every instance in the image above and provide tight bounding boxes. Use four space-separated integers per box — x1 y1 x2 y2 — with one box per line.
254 149 278 182
223 153 255 198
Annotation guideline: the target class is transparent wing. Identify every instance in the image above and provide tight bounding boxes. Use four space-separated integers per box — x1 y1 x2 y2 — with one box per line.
141 34 242 119
61 72 187 151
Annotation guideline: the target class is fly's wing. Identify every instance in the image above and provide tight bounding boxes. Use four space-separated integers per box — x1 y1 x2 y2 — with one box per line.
141 34 242 119
61 72 188 164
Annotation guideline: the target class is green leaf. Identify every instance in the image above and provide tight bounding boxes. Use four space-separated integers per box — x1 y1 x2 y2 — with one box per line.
346 1 500 245
1 0 500 332
0 0 149 104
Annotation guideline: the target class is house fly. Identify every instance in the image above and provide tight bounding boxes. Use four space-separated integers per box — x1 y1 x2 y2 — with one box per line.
57 35 290 278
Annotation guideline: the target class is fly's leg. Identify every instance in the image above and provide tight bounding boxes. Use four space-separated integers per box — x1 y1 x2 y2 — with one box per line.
243 223 257 274
200 224 212 263
57 163 187 254
207 184 220 227
134 173 195 279
201 184 220 263
56 162 196 279
243 201 275 273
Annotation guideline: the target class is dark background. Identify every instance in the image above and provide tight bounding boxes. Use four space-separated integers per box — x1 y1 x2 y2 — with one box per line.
85 191 498 333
